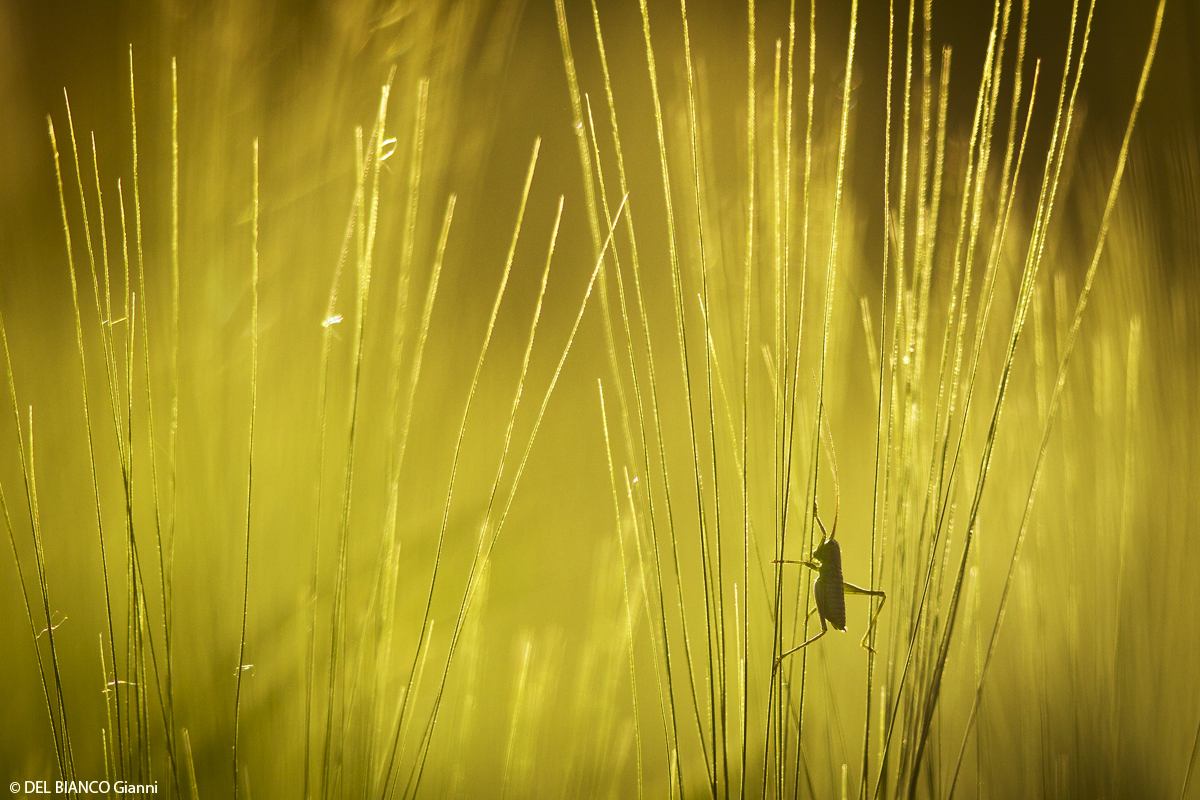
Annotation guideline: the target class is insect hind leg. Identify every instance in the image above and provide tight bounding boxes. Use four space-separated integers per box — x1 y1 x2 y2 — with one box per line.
843 581 886 653
775 615 827 667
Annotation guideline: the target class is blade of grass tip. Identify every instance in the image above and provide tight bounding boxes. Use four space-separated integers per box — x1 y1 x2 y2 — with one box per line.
128 52 181 790
403 197 629 800
600 381 645 800
232 137 259 800
378 138 540 799
49 114 116 780
945 5 1164 795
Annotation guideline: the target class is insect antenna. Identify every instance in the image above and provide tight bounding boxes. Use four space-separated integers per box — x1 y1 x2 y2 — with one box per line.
814 397 840 542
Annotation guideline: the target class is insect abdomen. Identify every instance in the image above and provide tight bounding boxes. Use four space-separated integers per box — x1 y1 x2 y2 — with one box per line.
815 566 846 631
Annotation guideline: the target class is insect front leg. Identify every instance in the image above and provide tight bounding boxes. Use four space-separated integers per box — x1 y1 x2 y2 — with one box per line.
772 558 820 572
842 581 886 652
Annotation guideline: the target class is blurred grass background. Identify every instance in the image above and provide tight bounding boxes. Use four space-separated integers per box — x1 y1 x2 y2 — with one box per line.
0 0 1198 797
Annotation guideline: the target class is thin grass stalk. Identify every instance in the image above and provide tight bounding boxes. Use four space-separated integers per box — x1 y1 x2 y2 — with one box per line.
599 380 645 800
322 79 394 794
1182 712 1200 800
231 136 259 800
49 115 112 781
365 77 430 787
183 729 200 800
129 51 181 792
118 184 174 791
635 0 715 788
377 138 539 797
362 194 454 799
0 474 67 775
397 195 561 796
678 0 728 790
902 2 1098 790
500 641 534 800
303 116 370 800
588 5 693 785
741 0 756 794
768 0 816 790
582 81 680 780
554 0 637 471
383 79 428 491
0 298 73 779
859 3 896 796
403 198 627 800
791 4 856 797
168 60 179 632
945 6 1164 793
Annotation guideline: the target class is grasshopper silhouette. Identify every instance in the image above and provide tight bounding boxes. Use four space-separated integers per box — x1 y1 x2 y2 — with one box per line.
774 426 886 664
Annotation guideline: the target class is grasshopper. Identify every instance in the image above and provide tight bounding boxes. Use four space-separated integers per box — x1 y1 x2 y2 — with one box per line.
774 423 886 663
